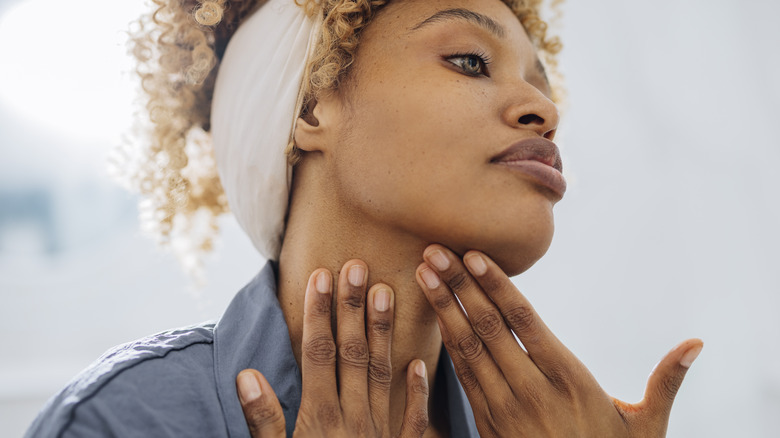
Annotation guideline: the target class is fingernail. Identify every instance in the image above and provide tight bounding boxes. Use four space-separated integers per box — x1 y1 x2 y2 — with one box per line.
374 288 390 312
348 264 365 287
316 271 330 294
237 372 262 403
415 360 426 378
680 344 703 368
420 268 440 289
465 253 487 276
428 250 450 271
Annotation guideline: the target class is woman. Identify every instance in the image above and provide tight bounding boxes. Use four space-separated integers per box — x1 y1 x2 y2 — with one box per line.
25 0 702 437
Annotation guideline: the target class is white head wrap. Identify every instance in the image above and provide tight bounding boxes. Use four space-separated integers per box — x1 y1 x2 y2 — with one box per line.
211 0 321 260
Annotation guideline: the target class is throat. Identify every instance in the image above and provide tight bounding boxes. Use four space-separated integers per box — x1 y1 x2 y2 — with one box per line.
275 163 449 432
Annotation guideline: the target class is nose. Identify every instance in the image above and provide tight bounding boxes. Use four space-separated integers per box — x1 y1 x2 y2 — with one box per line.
501 83 559 140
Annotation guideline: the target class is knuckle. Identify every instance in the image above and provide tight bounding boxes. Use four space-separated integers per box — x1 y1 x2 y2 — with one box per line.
544 361 574 393
446 271 471 294
316 402 341 429
472 312 503 341
456 333 485 361
480 274 504 294
411 379 429 397
339 340 369 367
659 373 683 402
456 364 479 390
368 359 392 386
505 305 536 334
518 383 547 413
498 397 520 418
432 293 453 311
407 409 429 433
311 297 331 316
370 318 392 336
244 400 283 429
304 336 336 366
341 290 365 310
443 338 458 354
349 416 369 435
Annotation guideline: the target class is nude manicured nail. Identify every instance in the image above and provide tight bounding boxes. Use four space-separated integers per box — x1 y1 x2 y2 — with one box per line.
465 253 487 276
420 268 440 289
374 288 390 312
428 250 450 271
415 361 426 378
680 344 703 368
237 372 262 403
348 264 365 287
316 271 330 294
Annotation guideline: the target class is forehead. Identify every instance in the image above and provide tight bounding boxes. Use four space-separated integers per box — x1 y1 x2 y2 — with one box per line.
373 0 528 39
361 0 540 66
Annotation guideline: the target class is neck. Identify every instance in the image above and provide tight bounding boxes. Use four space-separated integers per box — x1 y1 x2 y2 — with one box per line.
276 162 446 435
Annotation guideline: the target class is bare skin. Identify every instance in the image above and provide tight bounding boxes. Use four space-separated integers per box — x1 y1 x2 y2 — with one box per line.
234 0 702 436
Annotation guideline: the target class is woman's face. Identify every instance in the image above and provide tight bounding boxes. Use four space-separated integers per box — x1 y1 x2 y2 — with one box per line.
314 0 561 276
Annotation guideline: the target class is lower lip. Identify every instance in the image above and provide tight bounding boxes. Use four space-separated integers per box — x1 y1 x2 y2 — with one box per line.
494 160 567 198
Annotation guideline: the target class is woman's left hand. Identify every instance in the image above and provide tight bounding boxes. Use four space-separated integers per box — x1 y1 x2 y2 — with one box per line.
415 244 703 438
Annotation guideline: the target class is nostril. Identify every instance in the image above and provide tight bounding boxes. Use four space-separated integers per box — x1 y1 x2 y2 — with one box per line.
518 114 544 125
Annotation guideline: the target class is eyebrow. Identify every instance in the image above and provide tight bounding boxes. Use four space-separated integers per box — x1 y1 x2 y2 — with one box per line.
411 8 551 91
411 8 506 39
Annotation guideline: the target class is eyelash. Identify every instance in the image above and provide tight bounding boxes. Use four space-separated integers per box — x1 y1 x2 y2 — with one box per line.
445 51 492 77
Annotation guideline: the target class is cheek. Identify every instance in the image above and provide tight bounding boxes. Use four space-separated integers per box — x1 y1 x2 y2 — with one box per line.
330 68 555 270
334 89 484 218
338 76 489 180
330 77 459 202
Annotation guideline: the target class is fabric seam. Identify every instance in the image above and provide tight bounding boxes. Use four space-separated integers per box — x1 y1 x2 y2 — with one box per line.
56 338 215 438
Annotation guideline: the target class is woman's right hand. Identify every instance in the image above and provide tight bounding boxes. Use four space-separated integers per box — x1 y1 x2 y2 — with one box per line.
235 261 430 437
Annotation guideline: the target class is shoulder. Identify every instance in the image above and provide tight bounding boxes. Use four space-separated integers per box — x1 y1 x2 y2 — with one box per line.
25 322 230 438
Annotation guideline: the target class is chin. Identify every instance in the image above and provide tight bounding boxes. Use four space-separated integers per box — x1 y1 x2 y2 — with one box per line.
488 242 550 277
448 227 554 278
482 213 556 277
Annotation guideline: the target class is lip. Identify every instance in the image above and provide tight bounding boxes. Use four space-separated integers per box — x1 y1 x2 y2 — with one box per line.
490 137 567 197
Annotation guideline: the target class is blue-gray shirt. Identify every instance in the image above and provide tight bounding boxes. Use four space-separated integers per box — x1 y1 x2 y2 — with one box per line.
25 262 478 437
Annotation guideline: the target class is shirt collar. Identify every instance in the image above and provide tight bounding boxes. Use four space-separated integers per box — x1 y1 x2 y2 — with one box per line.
214 261 477 437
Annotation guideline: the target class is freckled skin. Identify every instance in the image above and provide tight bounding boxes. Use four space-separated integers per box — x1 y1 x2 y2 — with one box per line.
305 0 560 276
277 0 562 435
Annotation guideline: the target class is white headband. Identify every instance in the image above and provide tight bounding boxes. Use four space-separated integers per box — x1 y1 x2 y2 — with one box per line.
211 0 320 260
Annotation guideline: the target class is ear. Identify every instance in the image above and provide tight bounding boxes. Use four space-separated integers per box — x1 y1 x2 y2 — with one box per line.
293 93 341 153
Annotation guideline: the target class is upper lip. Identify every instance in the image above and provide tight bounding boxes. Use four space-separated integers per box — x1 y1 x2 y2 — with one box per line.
490 137 563 173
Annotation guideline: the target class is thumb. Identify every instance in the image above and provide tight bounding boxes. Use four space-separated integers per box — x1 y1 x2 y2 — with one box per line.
237 369 287 438
641 339 703 424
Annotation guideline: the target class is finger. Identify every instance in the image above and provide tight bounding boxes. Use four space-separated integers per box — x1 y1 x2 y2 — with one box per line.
416 261 513 402
301 269 338 403
460 249 576 377
640 339 703 425
437 319 492 423
398 360 429 438
335 260 371 419
237 370 286 438
423 245 539 381
367 283 394 428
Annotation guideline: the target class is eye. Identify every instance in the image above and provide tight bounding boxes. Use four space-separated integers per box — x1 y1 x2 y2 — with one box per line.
446 52 492 77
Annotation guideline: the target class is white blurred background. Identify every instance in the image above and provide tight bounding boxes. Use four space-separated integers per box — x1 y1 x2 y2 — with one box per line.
1 0 777 436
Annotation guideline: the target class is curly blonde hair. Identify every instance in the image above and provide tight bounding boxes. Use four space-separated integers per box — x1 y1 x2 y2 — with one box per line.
116 0 563 274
